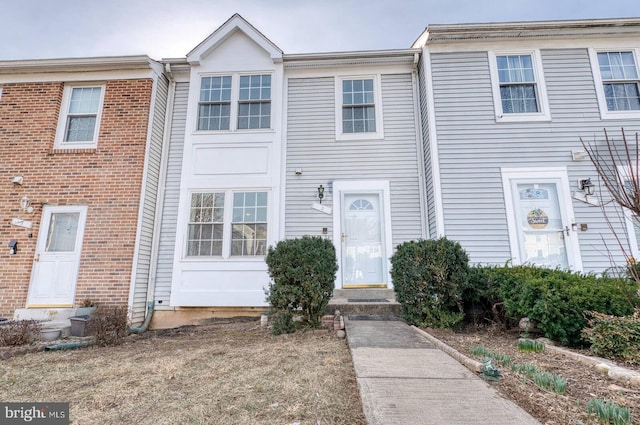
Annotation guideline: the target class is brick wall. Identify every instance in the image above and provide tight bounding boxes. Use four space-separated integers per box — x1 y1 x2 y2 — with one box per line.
0 79 153 318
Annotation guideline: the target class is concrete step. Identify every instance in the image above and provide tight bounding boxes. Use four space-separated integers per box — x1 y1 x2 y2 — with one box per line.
328 288 401 317
14 307 96 339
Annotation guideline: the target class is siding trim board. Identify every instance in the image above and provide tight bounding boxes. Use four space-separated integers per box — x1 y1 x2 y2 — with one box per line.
422 49 445 236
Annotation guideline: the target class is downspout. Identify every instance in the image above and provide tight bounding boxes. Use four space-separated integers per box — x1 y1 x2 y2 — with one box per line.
131 63 176 333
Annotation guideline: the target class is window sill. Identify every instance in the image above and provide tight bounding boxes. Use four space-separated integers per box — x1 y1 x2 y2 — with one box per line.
48 147 98 155
193 128 274 135
336 132 384 141
598 110 640 120
495 113 551 123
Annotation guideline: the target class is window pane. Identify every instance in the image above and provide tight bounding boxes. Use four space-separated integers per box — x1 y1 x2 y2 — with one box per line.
231 192 268 256
604 83 640 111
69 87 101 114
187 192 224 256
500 84 539 114
45 213 80 252
65 116 96 142
497 55 535 83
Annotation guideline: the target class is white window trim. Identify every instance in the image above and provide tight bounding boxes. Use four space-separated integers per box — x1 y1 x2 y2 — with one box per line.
335 75 384 141
183 188 270 260
54 83 105 149
589 48 640 120
195 72 273 133
488 50 551 123
615 165 640 260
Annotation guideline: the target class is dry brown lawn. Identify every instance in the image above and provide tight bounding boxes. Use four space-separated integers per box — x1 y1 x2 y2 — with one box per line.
0 320 366 425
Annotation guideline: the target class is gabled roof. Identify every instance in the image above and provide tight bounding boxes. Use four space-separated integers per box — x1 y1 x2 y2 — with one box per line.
187 13 283 65
412 17 640 47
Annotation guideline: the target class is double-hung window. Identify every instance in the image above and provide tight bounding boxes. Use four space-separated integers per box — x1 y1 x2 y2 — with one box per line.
591 50 640 118
238 75 271 129
186 190 268 258
336 76 383 140
198 76 232 130
187 192 225 256
196 74 271 131
488 51 550 122
55 84 105 149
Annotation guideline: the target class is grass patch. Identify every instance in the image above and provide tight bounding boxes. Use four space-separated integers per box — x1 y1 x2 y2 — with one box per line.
586 398 632 425
0 321 365 425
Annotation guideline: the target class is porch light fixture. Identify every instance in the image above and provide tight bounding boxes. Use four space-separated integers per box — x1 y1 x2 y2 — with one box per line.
317 185 325 204
578 178 595 196
20 195 33 213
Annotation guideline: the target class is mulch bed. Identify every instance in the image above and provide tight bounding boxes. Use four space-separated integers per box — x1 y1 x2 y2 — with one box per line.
426 328 640 425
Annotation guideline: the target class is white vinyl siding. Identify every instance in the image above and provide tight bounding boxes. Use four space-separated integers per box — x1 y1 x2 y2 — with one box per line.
429 48 640 272
286 74 423 246
130 75 169 325
152 82 189 307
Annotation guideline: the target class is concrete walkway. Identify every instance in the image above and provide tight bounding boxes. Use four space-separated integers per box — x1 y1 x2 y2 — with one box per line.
345 318 541 425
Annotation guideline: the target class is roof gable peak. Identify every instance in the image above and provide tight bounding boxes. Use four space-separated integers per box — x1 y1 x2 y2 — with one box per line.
187 14 283 65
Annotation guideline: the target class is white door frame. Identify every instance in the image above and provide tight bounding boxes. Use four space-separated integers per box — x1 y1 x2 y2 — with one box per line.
332 180 393 289
27 205 88 307
501 167 582 271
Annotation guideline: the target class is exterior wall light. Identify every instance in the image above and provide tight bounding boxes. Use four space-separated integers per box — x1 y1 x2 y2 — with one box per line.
20 195 33 213
317 185 325 204
578 178 595 196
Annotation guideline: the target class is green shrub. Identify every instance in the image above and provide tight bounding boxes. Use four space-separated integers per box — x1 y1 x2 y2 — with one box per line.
582 310 640 364
391 238 469 328
504 270 638 346
0 320 41 346
466 264 639 346
88 305 129 346
265 236 337 334
463 265 512 327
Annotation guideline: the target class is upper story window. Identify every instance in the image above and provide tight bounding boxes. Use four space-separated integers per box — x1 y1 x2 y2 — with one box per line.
238 75 271 129
335 76 384 140
55 84 105 149
592 50 640 117
196 73 271 132
198 76 232 131
343 79 375 133
488 51 550 122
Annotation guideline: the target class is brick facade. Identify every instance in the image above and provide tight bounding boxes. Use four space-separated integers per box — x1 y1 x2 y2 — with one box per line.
0 79 153 318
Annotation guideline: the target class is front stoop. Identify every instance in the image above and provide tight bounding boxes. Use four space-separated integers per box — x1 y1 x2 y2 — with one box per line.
327 289 402 316
13 308 93 338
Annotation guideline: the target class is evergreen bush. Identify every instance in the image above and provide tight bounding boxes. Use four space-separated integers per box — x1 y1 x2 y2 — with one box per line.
265 236 337 334
582 310 640 364
390 237 469 328
465 264 639 346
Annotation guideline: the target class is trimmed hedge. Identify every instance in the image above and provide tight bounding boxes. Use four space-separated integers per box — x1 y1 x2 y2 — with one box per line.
464 265 640 346
265 236 337 334
391 237 469 328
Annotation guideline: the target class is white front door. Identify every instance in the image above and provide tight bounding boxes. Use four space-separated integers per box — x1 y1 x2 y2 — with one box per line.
333 181 393 289
502 169 581 270
27 205 88 307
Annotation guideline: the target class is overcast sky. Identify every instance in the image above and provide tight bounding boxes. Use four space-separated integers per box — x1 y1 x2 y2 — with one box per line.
2 0 638 61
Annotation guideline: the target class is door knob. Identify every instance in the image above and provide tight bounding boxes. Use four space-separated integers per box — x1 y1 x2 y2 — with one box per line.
341 233 346 242
34 253 40 262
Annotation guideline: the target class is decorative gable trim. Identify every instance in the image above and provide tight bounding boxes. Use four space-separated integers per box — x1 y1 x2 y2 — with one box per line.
187 14 283 65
